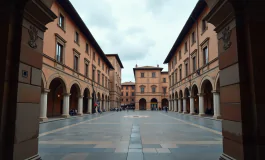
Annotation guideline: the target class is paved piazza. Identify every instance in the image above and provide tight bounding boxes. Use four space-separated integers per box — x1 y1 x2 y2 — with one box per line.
39 111 223 160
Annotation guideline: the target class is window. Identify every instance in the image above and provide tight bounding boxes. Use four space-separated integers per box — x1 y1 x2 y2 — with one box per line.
98 57 100 66
74 31 79 44
121 99 123 102
126 86 128 90
92 69 95 81
185 63 188 77
185 42 188 52
132 99 134 102
93 52 95 61
175 71 178 82
126 99 128 102
202 20 207 32
191 32 196 44
179 68 182 80
141 73 144 78
132 86 135 90
56 43 63 63
102 63 104 71
126 92 128 96
102 75 104 87
97 73 100 83
121 92 123 96
141 87 145 93
171 62 173 70
86 43 89 53
179 50 181 60
203 46 209 65
85 63 89 77
163 88 167 94
152 87 156 93
59 14 65 29
152 72 156 78
174 56 177 65
74 55 79 71
163 78 166 83
132 92 135 96
192 56 196 72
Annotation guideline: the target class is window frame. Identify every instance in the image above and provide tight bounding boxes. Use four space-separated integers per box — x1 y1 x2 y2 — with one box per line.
152 72 156 78
85 43 89 53
191 31 196 44
58 14 65 30
141 73 144 78
74 31 79 44
203 46 209 65
84 59 90 78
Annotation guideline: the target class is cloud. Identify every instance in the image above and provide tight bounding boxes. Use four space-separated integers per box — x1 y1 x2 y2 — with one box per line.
70 0 198 82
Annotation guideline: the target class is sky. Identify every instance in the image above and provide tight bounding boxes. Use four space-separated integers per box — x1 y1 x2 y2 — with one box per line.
70 0 198 83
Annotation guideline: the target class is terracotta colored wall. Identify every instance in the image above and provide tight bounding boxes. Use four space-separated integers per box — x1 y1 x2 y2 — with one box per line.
168 6 219 100
42 2 111 105
121 85 135 105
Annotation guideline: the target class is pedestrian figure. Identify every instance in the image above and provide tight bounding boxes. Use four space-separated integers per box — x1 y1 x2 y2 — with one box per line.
165 106 168 113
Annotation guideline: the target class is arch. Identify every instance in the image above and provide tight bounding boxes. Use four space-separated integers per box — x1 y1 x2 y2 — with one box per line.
162 98 169 108
69 80 82 95
179 90 183 98
139 98 147 110
191 84 199 114
47 77 67 117
214 72 220 91
47 73 67 93
200 76 214 93
172 93 175 100
201 79 214 116
41 71 47 89
184 88 190 113
175 91 178 99
184 88 190 98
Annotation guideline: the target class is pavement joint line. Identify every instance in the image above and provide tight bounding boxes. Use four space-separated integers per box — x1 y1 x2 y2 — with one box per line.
39 113 115 137
159 112 222 135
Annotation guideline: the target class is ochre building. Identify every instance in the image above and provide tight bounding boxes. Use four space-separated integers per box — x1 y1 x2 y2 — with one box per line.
121 81 136 107
163 1 221 119
40 0 119 120
133 65 169 110
106 54 124 109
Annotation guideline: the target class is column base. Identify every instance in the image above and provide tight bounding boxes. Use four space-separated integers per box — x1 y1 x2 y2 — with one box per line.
77 113 83 116
178 111 182 113
214 115 222 119
199 113 205 117
87 112 91 114
62 114 70 118
183 111 188 114
219 153 236 160
190 112 196 115
25 154 41 160
39 117 48 122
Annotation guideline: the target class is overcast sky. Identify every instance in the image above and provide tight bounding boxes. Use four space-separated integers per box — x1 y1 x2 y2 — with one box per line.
70 0 198 83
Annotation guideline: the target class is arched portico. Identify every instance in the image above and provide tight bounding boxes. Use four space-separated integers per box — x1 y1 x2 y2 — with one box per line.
150 98 158 110
83 88 91 114
178 90 183 113
139 98 147 110
200 79 214 116
191 84 199 114
184 88 190 114
47 78 67 118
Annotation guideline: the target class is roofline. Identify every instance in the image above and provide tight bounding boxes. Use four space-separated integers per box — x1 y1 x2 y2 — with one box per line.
106 54 124 68
57 0 114 69
133 67 164 78
163 0 207 64
121 84 135 86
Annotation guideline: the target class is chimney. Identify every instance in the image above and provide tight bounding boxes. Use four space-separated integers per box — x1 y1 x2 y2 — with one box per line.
157 64 159 67
135 64 138 68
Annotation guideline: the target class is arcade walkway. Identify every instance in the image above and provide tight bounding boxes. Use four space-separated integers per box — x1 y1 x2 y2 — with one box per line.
39 111 222 160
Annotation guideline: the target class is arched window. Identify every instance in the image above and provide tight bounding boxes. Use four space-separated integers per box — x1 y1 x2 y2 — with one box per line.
140 85 145 93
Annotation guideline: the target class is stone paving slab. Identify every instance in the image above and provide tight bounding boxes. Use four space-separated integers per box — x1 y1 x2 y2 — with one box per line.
39 111 222 160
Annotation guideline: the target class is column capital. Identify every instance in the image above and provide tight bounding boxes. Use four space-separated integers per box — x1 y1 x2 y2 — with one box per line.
63 93 71 96
189 96 194 99
198 93 205 96
79 96 84 98
42 89 50 93
212 90 220 94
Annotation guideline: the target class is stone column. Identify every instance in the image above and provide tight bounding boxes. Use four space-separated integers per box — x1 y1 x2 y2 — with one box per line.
190 96 195 115
62 93 70 118
40 89 49 121
88 98 92 114
168 100 171 111
178 99 181 113
174 99 177 112
78 96 83 115
198 93 205 116
212 91 221 119
183 98 187 114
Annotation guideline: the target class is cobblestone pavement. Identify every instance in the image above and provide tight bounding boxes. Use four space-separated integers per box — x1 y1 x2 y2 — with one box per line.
39 111 223 160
